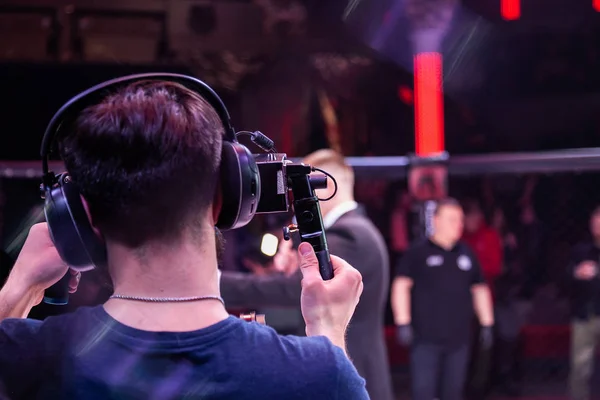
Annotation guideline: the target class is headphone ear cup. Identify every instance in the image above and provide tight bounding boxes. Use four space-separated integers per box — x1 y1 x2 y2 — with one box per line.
44 174 107 271
217 141 260 230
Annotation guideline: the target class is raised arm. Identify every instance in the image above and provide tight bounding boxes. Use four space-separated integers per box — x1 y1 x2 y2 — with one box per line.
0 223 79 321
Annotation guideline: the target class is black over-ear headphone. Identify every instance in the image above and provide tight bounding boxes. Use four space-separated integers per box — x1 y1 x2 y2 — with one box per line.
40 73 261 277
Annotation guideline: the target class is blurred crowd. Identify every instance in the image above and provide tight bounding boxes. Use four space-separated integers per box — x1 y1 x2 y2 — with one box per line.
1 166 600 398
1 170 599 327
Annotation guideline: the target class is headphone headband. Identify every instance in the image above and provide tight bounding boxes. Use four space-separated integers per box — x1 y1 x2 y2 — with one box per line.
40 72 262 305
40 73 235 180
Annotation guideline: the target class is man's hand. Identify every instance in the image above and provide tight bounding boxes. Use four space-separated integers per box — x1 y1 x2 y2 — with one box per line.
273 239 300 276
574 261 597 280
2 223 80 309
297 242 363 352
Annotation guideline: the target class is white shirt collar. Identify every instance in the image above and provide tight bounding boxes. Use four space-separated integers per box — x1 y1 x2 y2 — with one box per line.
322 201 358 229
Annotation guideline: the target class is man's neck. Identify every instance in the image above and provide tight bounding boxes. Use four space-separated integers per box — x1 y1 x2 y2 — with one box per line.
103 227 229 332
594 237 600 249
321 195 354 217
430 234 457 250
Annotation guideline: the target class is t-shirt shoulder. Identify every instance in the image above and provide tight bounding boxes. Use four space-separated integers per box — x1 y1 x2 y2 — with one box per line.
227 323 368 399
0 307 368 399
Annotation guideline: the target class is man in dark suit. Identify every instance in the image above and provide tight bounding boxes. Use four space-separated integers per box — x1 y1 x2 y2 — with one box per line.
220 149 394 400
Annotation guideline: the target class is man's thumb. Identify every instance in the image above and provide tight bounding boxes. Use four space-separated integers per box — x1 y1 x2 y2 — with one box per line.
298 243 320 280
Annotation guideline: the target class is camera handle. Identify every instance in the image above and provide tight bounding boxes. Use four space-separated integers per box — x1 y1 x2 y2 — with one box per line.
284 164 334 280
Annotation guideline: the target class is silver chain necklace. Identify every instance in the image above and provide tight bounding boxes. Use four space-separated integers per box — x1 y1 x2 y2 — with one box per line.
110 294 225 305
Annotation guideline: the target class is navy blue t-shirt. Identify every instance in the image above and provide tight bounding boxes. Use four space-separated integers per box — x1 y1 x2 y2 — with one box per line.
0 306 368 399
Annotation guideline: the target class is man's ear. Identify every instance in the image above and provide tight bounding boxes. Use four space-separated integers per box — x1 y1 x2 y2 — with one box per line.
80 195 103 240
212 182 223 226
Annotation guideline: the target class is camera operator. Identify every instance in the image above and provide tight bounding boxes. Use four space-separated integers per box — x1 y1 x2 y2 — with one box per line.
391 198 494 400
0 80 368 399
220 149 394 400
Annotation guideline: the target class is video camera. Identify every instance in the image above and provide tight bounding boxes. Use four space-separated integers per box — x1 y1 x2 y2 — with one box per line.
251 150 335 281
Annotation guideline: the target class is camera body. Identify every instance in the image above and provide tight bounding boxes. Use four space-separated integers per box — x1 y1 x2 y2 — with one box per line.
254 153 290 214
253 153 327 214
253 152 333 280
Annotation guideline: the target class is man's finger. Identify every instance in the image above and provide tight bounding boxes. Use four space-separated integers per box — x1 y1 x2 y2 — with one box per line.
330 255 350 275
298 242 321 282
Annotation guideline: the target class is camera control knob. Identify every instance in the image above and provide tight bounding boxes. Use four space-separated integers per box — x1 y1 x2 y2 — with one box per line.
283 224 298 241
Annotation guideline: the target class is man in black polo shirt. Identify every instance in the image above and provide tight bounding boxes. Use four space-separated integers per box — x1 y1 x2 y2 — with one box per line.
391 198 494 400
568 206 600 400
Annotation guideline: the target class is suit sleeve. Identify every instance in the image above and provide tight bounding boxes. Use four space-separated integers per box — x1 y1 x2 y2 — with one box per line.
219 227 359 309
0 318 44 398
220 270 302 308
325 226 365 275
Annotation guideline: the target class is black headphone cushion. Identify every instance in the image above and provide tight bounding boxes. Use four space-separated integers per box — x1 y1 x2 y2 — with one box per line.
44 174 107 271
217 142 261 230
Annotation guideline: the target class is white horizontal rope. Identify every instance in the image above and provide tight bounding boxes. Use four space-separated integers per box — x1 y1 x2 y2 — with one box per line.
0 161 64 179
1 148 600 179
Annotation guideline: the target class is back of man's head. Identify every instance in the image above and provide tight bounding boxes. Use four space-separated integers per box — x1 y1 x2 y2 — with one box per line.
59 80 224 248
302 149 354 203
303 149 354 185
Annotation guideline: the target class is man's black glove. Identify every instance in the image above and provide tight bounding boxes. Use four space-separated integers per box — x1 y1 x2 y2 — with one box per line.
480 325 494 350
396 324 413 347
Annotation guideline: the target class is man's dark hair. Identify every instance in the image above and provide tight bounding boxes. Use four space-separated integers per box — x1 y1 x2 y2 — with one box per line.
434 197 462 215
59 80 224 248
592 205 600 218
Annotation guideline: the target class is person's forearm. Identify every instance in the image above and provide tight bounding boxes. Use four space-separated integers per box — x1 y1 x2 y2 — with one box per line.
391 278 412 325
472 284 494 326
306 324 348 357
0 280 39 320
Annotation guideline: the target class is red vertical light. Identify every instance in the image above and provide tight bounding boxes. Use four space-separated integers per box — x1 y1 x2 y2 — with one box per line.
501 0 521 20
413 52 444 157
594 0 600 12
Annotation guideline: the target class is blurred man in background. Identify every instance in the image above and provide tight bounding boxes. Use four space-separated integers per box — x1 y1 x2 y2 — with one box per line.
568 206 600 400
462 200 503 287
392 198 494 400
461 200 503 397
220 149 394 400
